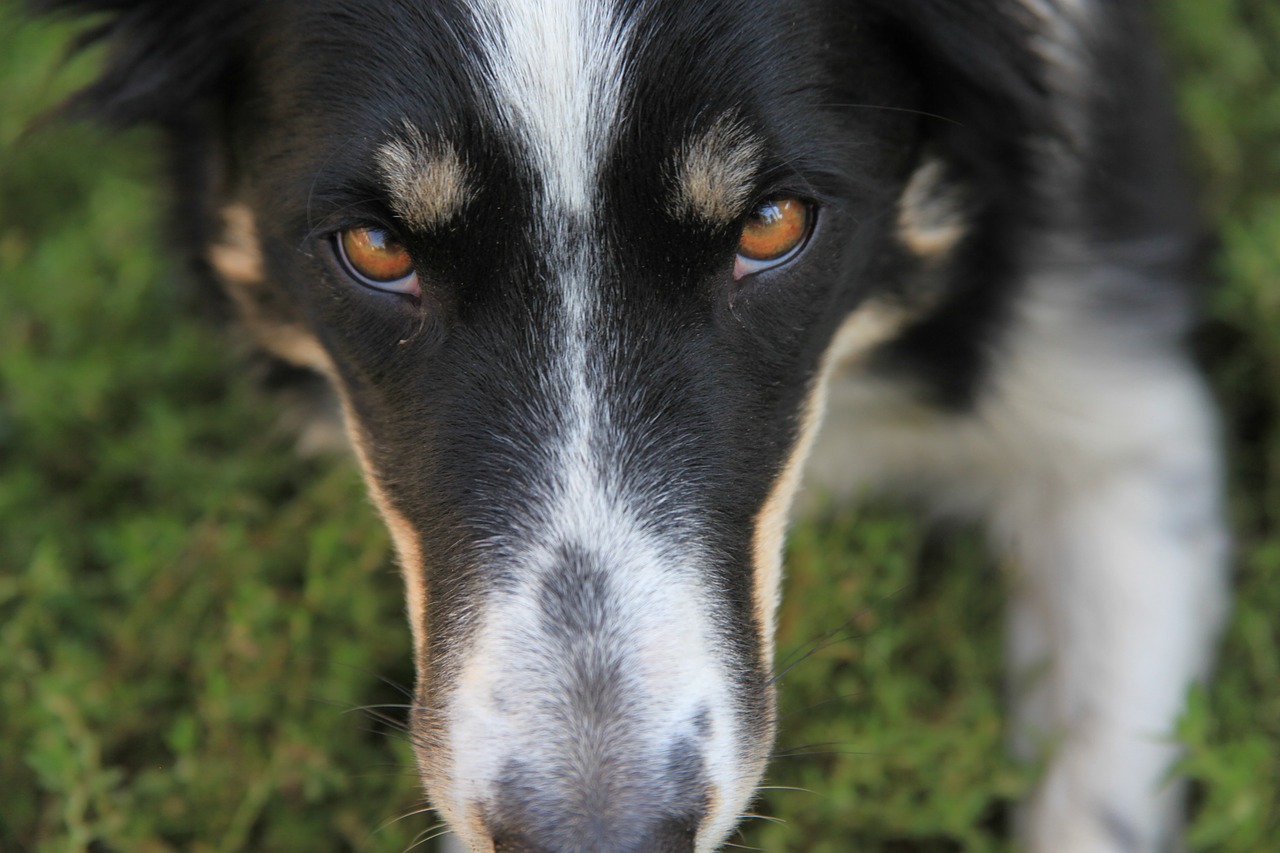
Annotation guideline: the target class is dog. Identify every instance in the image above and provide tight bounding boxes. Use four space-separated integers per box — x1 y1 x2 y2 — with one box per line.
34 0 1229 850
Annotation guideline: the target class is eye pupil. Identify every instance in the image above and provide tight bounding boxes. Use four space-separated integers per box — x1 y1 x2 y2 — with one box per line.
337 226 418 293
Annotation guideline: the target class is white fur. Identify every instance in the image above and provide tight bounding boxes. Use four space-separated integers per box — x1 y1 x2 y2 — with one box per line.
436 246 756 849
443 488 744 851
469 0 630 213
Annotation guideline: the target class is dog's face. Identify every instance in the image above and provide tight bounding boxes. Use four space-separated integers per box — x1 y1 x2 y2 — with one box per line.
49 0 1088 848
215 4 927 847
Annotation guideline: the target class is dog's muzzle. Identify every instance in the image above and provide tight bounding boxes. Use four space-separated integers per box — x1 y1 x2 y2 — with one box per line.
417 536 768 853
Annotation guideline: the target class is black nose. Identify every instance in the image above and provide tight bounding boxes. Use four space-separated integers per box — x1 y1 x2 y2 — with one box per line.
492 814 697 853
484 730 709 853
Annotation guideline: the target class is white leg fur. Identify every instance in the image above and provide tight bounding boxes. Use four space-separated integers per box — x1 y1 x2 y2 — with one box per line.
995 373 1227 852
803 271 1229 852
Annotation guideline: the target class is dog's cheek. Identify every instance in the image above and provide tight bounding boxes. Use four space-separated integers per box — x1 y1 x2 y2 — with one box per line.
208 203 334 375
210 199 436 665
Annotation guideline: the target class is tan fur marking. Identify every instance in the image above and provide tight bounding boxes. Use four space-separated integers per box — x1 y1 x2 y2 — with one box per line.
750 301 915 664
897 158 969 260
376 125 469 231
674 114 764 223
209 204 333 373
208 204 264 283
333 389 429 669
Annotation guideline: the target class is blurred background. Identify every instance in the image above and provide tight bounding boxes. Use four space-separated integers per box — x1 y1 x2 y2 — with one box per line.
1 1 1276 851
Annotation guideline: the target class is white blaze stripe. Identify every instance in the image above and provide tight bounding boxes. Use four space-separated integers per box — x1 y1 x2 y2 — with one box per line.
467 0 630 480
469 0 636 620
469 0 631 213
441 250 747 849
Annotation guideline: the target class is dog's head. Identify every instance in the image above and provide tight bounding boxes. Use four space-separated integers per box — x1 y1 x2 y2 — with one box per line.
38 0 1186 848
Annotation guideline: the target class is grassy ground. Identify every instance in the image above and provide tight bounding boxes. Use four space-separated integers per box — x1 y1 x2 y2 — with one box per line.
1 2 1276 851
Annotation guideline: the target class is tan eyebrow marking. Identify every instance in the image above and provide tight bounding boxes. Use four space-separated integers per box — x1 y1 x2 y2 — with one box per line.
376 123 470 230
673 114 765 223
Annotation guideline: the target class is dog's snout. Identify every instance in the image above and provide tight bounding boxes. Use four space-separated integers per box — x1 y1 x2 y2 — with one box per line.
491 814 697 853
432 538 768 851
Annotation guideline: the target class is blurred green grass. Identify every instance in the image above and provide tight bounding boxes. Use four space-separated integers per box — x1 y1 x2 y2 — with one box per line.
1 2 1276 851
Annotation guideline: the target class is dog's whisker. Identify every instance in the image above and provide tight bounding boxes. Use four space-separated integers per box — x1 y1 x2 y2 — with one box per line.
402 822 456 853
774 692 865 724
771 580 914 684
770 747 880 761
813 101 963 126
737 812 785 824
375 802 441 834
372 672 416 699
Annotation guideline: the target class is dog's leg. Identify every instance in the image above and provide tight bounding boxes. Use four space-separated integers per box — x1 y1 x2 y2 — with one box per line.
806 276 1229 852
983 283 1230 853
996 412 1228 851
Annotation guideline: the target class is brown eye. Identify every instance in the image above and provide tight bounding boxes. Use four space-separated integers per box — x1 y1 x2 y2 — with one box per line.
734 198 813 278
336 226 419 294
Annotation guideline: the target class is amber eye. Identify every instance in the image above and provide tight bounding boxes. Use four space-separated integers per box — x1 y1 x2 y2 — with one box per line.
335 226 419 294
734 198 813 279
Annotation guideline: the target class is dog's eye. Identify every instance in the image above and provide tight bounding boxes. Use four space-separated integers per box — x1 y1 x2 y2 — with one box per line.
335 227 419 295
734 198 813 279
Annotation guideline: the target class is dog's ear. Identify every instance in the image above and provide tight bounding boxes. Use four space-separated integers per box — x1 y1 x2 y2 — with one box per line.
30 0 251 127
868 0 1191 232
863 0 1066 183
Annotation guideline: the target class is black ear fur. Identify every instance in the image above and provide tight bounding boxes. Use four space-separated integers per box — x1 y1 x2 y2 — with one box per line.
29 0 251 127
863 0 1058 187
867 0 1193 237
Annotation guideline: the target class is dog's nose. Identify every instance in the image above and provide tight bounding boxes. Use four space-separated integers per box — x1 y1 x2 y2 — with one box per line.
491 814 697 853
471 728 710 853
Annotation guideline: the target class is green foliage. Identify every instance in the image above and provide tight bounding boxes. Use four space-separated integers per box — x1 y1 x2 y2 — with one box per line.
1 2 1276 851
749 518 1031 853
1156 4 1280 850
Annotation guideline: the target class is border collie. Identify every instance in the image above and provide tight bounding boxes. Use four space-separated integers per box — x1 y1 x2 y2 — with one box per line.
35 0 1229 850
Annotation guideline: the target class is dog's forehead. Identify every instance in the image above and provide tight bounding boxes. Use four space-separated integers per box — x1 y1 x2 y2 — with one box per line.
266 0 838 234
376 0 775 221
467 0 630 213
